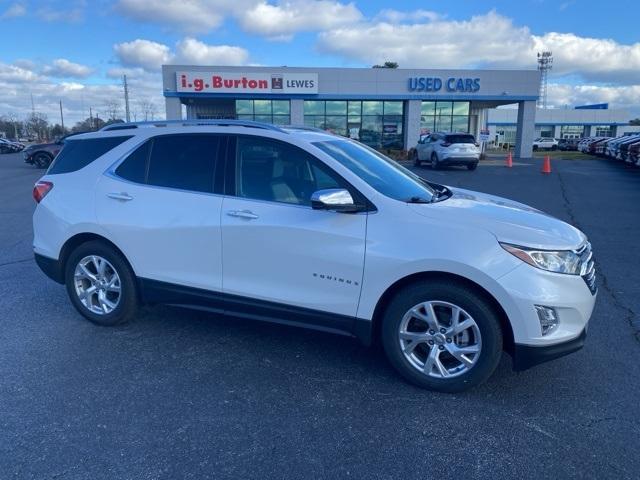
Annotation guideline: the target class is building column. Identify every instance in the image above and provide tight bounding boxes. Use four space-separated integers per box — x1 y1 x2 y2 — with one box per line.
515 100 536 159
290 99 304 125
165 97 182 120
553 125 561 138
404 100 421 151
583 125 592 137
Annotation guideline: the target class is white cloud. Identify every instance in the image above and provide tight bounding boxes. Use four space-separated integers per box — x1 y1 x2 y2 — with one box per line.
239 1 362 40
0 62 41 82
115 0 244 34
43 59 93 78
318 10 640 85
175 37 249 65
114 39 173 71
0 2 26 19
113 38 250 71
36 0 86 23
548 83 640 113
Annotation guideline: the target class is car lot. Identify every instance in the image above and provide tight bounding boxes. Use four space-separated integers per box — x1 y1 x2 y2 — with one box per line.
1 152 639 479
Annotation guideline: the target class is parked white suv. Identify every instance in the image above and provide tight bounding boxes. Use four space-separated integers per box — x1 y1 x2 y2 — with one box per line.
532 137 559 151
33 120 596 392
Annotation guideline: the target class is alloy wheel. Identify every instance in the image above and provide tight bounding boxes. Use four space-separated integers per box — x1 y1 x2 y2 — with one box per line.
398 300 482 378
73 255 122 315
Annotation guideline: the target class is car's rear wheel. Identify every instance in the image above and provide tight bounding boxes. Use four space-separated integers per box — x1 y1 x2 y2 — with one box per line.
65 241 138 326
33 152 52 169
431 153 440 169
412 150 421 166
467 162 478 171
532 145 538 151
381 280 503 393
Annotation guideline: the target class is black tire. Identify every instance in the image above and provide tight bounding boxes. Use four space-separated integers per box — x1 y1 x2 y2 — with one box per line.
64 240 138 326
532 145 538 151
412 150 421 167
467 162 478 171
430 153 440 170
33 152 52 169
381 280 503 393
551 145 558 151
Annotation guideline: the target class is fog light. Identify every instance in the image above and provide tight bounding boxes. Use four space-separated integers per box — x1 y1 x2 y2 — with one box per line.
535 305 558 335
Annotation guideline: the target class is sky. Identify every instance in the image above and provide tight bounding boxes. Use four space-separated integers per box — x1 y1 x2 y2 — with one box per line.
1 0 639 125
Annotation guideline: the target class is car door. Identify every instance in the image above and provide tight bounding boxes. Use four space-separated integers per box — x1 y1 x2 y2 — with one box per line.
419 135 435 160
416 136 427 160
220 135 367 322
95 133 226 292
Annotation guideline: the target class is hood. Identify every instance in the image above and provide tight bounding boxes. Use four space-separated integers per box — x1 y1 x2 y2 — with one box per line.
409 186 585 250
25 142 52 150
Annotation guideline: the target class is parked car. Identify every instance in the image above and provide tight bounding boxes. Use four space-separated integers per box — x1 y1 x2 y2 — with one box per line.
619 136 640 163
532 138 558 151
23 132 84 168
628 141 640 166
0 138 25 154
32 120 596 393
413 132 480 170
588 137 610 155
557 138 579 151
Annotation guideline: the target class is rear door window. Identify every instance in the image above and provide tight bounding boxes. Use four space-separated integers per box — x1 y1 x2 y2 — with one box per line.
445 134 475 144
48 136 132 174
146 134 221 194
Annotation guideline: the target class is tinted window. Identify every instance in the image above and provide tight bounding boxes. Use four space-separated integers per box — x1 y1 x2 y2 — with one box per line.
235 136 343 206
313 139 435 202
115 140 150 183
48 136 132 174
445 134 475 144
147 135 220 193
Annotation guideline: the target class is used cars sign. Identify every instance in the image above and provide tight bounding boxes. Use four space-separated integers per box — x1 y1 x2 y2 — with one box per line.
176 71 318 94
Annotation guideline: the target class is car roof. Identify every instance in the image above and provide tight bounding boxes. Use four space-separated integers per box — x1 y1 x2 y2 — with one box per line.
70 120 339 143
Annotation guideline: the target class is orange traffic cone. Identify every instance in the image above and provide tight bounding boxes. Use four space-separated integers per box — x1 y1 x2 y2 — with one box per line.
542 155 552 174
505 151 513 168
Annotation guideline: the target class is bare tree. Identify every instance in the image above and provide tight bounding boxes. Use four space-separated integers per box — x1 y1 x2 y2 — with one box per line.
137 99 157 121
103 99 122 121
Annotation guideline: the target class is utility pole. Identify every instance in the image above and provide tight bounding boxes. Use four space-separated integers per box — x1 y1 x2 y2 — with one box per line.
537 51 553 109
123 75 131 122
30 93 35 116
89 106 93 130
59 100 65 131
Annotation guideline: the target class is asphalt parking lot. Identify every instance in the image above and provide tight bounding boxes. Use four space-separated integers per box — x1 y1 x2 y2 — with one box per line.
1 152 639 479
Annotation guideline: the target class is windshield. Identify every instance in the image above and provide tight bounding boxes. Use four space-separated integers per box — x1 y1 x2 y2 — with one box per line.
313 139 435 202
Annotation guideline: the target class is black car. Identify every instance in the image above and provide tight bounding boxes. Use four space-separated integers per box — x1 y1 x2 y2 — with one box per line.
557 138 579 151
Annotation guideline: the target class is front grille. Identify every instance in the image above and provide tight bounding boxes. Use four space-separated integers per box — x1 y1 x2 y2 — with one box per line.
576 242 597 295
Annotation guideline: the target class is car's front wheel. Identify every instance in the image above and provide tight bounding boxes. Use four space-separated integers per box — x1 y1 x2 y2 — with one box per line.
467 162 478 171
412 150 421 166
65 241 138 326
381 280 503 393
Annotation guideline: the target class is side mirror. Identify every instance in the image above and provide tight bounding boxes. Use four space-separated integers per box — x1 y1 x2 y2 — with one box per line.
311 189 363 213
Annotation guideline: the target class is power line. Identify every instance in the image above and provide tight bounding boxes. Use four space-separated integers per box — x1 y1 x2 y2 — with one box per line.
537 51 553 109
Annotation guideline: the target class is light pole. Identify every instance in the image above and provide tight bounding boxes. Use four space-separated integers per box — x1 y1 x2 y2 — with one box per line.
537 51 553 109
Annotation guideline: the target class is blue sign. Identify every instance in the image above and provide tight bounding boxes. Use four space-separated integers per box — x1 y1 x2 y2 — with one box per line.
408 77 480 93
575 103 608 110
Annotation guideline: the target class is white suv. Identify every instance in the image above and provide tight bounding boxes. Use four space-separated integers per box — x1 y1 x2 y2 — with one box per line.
32 120 596 392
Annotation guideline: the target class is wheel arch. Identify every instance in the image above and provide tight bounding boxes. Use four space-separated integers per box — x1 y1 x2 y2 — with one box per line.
59 232 136 281
368 271 514 355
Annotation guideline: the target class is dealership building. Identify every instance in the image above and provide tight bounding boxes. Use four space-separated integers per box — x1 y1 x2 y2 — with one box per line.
162 65 541 157
487 105 637 146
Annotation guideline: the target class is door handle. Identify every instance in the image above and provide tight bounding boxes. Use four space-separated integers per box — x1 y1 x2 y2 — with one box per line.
107 192 133 201
227 209 259 220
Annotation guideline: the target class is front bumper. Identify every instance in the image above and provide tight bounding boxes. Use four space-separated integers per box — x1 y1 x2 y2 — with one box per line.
512 328 587 371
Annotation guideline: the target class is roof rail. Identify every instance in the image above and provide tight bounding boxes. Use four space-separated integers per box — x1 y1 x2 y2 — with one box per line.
100 119 287 133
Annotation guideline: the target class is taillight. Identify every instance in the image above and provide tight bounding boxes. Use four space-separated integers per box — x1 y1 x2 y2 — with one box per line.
33 181 53 203
441 142 451 147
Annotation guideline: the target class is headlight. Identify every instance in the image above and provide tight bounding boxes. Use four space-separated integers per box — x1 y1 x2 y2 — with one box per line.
500 243 583 275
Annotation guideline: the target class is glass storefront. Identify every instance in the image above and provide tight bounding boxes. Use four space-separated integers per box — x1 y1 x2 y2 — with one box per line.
236 100 290 125
560 125 585 139
420 101 470 134
535 126 555 138
304 100 405 150
594 125 614 137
